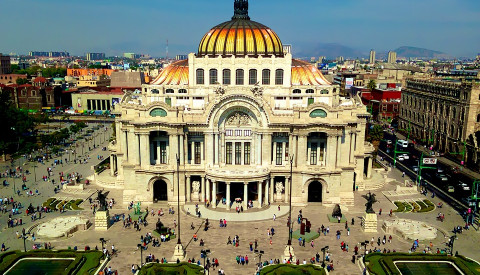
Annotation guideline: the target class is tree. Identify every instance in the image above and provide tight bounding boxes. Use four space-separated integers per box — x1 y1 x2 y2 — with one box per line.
367 79 377 91
368 125 384 143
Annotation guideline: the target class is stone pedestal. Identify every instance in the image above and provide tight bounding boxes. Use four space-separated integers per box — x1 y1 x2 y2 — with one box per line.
172 243 186 262
191 192 199 202
362 213 377 233
95 210 110 231
282 245 296 263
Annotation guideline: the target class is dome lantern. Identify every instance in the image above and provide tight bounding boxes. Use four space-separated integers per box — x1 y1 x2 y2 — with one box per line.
233 0 250 20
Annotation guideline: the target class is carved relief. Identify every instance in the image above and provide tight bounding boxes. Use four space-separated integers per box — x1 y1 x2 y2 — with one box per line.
275 182 284 194
215 86 226 96
192 181 200 193
251 85 264 97
226 112 251 126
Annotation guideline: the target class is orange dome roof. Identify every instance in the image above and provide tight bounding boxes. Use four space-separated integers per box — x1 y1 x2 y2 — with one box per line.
198 0 283 57
151 60 189 85
291 59 331 86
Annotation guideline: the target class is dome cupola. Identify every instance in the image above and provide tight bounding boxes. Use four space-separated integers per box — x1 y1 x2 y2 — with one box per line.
197 0 284 58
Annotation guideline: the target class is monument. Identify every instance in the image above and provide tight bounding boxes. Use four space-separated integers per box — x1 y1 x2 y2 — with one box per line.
275 182 284 202
362 192 378 233
191 181 200 201
95 190 110 231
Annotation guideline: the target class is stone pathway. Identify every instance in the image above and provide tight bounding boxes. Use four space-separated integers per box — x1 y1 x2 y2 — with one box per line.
183 204 290 222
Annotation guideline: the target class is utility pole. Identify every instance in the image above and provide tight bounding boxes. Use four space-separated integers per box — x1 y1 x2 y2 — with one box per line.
416 152 436 186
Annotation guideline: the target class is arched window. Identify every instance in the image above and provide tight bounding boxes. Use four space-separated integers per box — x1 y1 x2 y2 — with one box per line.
236 69 244 85
262 69 270 85
196 69 204 85
178 89 187 94
249 69 257 85
151 89 160 94
452 107 456 119
320 89 328 94
293 89 301 94
222 69 231 85
165 89 174 94
209 69 218 84
275 69 284 85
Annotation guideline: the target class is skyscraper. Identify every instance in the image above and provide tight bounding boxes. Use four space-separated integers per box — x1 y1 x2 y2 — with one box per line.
86 53 105 61
387 51 397 64
369 50 376 64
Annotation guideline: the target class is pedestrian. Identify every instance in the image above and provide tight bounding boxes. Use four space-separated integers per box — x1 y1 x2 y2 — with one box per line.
402 172 405 177
273 214 276 221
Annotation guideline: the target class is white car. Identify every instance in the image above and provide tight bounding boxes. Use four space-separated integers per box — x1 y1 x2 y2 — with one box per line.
396 155 405 161
459 183 470 191
399 154 410 160
386 140 392 145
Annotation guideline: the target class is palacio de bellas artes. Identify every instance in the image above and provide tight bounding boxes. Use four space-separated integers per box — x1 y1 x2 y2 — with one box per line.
107 0 375 209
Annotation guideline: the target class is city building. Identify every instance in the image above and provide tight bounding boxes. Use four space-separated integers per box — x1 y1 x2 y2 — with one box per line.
369 50 376 64
399 78 480 168
0 74 26 85
124 53 141 59
0 53 11 74
0 84 56 110
28 51 49 57
388 51 397 64
175 55 188 61
86 53 106 61
110 71 145 88
71 89 124 113
77 75 110 87
360 84 401 121
67 68 115 77
108 0 374 207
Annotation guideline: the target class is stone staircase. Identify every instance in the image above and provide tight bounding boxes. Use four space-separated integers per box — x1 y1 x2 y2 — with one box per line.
362 170 388 191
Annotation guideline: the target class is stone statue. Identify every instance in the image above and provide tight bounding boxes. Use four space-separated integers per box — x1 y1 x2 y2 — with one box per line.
363 192 377 214
156 218 164 233
251 85 264 97
133 202 141 215
215 86 225 96
275 182 284 194
97 190 109 211
332 204 342 218
192 181 200 193
226 112 251 126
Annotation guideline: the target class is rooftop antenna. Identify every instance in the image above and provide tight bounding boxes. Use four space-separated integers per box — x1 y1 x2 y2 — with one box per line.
166 39 169 59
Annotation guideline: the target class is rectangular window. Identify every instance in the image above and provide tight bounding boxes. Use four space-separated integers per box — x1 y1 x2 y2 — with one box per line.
225 130 233 136
194 142 201 164
275 69 284 85
235 130 242 136
276 142 283 165
106 100 111 110
262 69 270 85
226 142 232 165
249 69 257 85
160 141 167 164
244 130 251 137
236 69 244 85
102 100 106 110
235 142 242 165
244 142 251 165
153 141 158 161
209 69 218 85
310 142 317 165
196 69 204 85
87 100 92 110
308 98 314 105
223 69 231 85
32 91 36 96
319 143 325 162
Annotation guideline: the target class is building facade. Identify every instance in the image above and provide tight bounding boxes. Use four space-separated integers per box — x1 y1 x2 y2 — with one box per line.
399 79 480 167
108 0 374 207
369 50 376 64
0 54 11 74
86 53 106 61
387 51 397 64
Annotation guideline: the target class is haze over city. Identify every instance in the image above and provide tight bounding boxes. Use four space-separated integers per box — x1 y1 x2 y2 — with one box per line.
1 0 479 57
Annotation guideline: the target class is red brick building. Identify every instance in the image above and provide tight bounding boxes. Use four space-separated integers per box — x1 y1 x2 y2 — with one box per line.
0 83 55 111
0 74 27 85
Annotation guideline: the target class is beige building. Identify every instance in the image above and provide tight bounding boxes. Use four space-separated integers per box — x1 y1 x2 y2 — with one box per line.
71 89 124 112
108 0 374 207
77 75 110 87
399 79 480 167
388 51 397 64
369 50 376 64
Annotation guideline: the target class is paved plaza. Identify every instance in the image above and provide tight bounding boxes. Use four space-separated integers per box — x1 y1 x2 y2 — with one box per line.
1 124 480 275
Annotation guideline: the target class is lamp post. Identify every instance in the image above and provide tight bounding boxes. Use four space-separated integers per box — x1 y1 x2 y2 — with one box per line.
99 238 106 258
361 240 369 263
22 234 28 252
201 249 210 273
176 154 181 245
288 154 294 243
321 246 329 268
254 249 264 266
137 244 144 267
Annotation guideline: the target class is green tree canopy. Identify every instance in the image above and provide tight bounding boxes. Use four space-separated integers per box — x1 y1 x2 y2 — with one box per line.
367 79 377 91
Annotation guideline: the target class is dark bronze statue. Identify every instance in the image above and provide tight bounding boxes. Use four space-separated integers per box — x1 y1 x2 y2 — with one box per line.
363 191 377 214
332 204 342 218
97 190 109 211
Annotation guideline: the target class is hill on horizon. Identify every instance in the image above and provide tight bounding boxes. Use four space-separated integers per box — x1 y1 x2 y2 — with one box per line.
394 46 451 59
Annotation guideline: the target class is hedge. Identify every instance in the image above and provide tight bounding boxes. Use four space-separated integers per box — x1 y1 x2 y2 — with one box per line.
0 250 103 275
366 252 480 275
138 263 204 275
259 264 326 274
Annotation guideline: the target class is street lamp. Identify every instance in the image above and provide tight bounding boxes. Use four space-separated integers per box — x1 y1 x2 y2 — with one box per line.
201 249 210 273
288 154 294 244
254 249 264 266
321 246 329 267
176 154 181 245
22 234 28 252
137 244 144 267
361 241 369 263
99 238 106 258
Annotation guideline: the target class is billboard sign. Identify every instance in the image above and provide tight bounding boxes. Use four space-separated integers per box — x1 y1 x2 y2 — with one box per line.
423 158 437 165
345 78 354 89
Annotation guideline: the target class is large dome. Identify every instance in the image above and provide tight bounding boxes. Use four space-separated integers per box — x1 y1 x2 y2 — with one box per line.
197 0 284 57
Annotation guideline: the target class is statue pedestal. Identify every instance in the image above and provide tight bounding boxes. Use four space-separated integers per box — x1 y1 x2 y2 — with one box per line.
191 192 199 202
282 245 296 263
95 210 110 231
362 213 377 233
171 243 186 262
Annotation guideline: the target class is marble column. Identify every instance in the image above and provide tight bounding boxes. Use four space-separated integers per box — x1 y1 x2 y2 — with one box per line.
201 176 206 203
285 177 290 203
156 141 161 165
206 134 213 165
258 181 262 208
110 155 115 176
212 181 217 208
140 134 149 169
367 157 373 178
272 141 277 165
127 131 137 165
179 134 185 165
121 130 127 159
336 135 341 168
206 177 211 202
256 134 262 165
186 176 191 202
297 135 307 166
327 134 336 169
265 180 269 205
220 132 225 165
262 133 272 166
270 177 274 203
244 182 248 208
191 141 195 164
343 130 351 165
214 134 219 165
282 141 287 165
184 134 189 164
226 182 231 210
350 132 356 164
170 134 179 165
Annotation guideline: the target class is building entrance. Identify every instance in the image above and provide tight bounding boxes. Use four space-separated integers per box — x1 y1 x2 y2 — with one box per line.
153 180 168 202
308 181 322 202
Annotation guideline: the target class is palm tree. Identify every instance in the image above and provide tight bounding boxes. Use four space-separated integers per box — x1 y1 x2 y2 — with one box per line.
367 79 377 91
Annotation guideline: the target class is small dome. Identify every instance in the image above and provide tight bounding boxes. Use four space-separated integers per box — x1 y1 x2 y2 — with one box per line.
151 60 189 85
291 59 331 86
198 0 283 57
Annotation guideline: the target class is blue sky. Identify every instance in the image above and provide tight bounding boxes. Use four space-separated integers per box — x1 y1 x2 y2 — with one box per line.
1 0 479 58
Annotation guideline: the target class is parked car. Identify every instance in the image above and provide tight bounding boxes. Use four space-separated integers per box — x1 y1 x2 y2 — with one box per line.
397 155 405 161
386 140 392 145
399 154 410 160
459 182 470 191
435 173 448 181
448 186 455 193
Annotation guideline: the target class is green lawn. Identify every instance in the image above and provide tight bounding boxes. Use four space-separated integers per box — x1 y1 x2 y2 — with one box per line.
366 252 480 275
259 264 326 275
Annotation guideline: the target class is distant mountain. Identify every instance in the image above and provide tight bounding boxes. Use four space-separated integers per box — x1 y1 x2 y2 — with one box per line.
293 43 366 59
394 46 451 59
